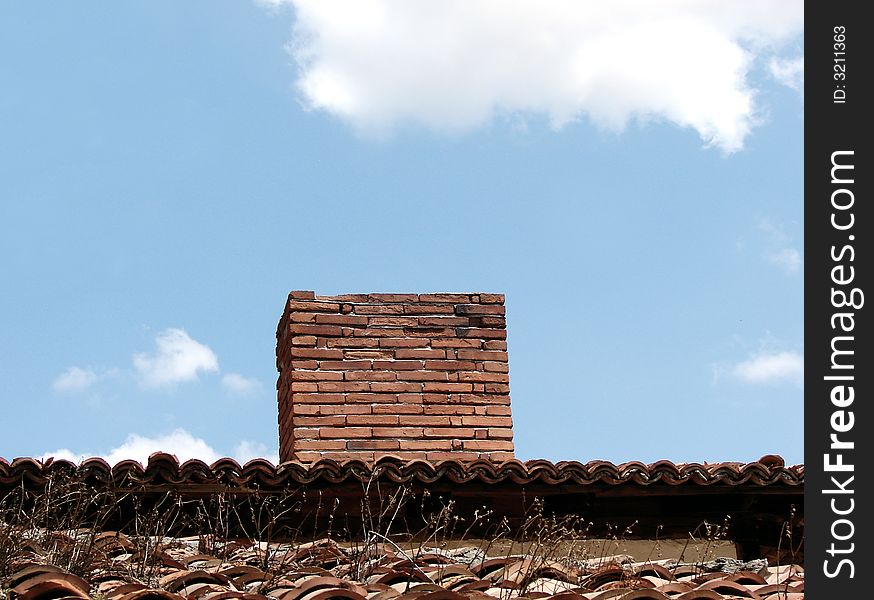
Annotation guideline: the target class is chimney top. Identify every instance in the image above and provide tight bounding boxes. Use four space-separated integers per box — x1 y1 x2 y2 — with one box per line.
276 291 514 463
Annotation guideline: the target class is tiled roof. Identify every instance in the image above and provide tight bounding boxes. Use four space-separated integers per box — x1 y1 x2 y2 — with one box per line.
0 454 803 489
3 534 805 600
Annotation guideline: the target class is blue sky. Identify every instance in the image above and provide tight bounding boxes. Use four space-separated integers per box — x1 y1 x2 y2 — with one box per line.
0 1 804 466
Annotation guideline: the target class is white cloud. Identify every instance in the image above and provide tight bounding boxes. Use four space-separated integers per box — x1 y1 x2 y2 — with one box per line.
52 367 99 392
221 372 262 396
732 351 803 385
273 0 803 152
769 55 804 91
768 247 802 273
234 440 279 465
133 328 219 388
41 429 277 466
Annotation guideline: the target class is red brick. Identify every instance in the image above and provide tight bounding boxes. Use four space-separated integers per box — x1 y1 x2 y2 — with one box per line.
372 427 424 437
457 371 509 383
372 360 425 371
344 350 394 360
292 404 320 415
290 313 317 323
423 382 473 393
484 361 509 372
476 316 507 327
417 316 469 326
318 293 369 302
368 293 418 302
291 382 318 392
456 350 508 361
423 405 476 415
488 428 514 439
295 428 319 439
397 440 452 451
404 327 455 338
424 427 475 438
347 414 399 426
319 360 372 370
400 371 448 381
479 293 504 304
373 403 423 414
462 440 514 451
454 304 506 315
455 327 507 340
315 314 369 326
419 294 472 303
290 323 343 337
287 300 341 312
345 371 397 381
346 393 400 403
291 335 317 346
485 383 510 393
379 338 426 348
394 349 445 359
317 381 370 392
294 439 346 450
326 337 380 348
352 328 403 338
290 348 343 360
354 304 404 314
295 371 343 381
293 393 344 404
461 416 513 427
368 317 418 327
485 405 513 416
430 339 482 348
319 404 371 415
290 360 319 369
289 291 316 300
427 451 479 461
404 304 455 315
398 415 452 426
320 427 371 438
455 393 511 405
346 439 400 450
483 340 508 350
294 415 345 426
370 382 423 393
483 451 515 461
424 360 476 371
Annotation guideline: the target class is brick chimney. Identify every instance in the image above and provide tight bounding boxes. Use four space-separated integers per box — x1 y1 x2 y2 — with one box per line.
276 292 514 463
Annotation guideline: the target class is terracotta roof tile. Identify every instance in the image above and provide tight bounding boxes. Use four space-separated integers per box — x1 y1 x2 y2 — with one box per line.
0 455 803 489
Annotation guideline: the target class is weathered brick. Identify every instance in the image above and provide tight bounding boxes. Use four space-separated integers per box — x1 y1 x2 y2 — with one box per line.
344 350 394 360
295 371 343 381
315 314 369 326
319 404 371 415
483 361 509 372
354 304 405 314
293 393 344 404
372 360 425 371
462 440 514 451
320 427 371 438
479 293 504 304
290 382 318 392
424 427 475 438
372 427 424 438
423 405 476 415
345 371 397 381
401 371 449 381
294 439 346 450
417 316 469 327
378 338 426 348
346 440 401 450
461 416 513 427
289 291 316 300
422 382 473 393
367 293 418 303
456 350 508 361
373 403 423 414
419 294 472 303
398 415 452 426
424 360 476 371
430 339 482 348
346 393 400 403
347 414 399 426
326 337 380 348
291 335 317 346
368 317 418 327
287 300 341 312
457 371 509 383
370 382 423 393
290 323 343 337
454 304 506 316
394 349 446 359
294 415 345 426
290 348 343 360
398 439 452 450
485 383 510 394
319 360 372 370
426 451 479 461
316 381 371 393
455 327 507 340
485 405 513 416
404 304 455 314
483 340 508 350
488 428 514 439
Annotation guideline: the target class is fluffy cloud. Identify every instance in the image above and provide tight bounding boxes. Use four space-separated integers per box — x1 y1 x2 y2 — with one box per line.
221 373 262 396
42 429 278 466
758 219 802 274
52 367 99 392
271 0 803 152
732 351 803 385
769 56 804 91
133 328 219 388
